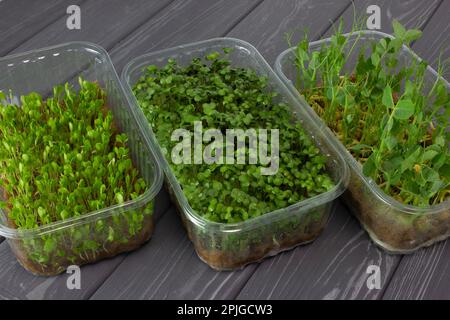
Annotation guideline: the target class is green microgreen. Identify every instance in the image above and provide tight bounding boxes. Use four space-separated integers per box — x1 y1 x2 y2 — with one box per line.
132 49 335 224
0 78 150 274
293 20 449 207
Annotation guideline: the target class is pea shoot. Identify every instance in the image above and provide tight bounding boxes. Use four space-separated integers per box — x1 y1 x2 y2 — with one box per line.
293 21 449 207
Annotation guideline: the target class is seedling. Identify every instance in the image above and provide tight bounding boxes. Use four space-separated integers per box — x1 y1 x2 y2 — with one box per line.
0 78 151 275
131 49 336 268
132 49 334 223
292 21 449 207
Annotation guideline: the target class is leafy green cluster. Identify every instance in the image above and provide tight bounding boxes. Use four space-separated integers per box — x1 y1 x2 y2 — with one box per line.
0 79 147 229
294 21 449 207
132 49 334 223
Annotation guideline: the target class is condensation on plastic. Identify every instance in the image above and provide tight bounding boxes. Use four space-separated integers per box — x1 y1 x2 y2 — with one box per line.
0 42 163 276
275 30 450 253
122 38 349 270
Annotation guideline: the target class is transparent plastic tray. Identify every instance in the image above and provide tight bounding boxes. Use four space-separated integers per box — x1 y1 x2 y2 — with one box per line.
0 42 163 275
275 30 450 253
122 38 349 270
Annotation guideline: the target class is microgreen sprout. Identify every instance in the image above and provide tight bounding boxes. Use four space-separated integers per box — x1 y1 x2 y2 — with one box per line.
132 49 335 224
293 20 449 207
0 78 151 275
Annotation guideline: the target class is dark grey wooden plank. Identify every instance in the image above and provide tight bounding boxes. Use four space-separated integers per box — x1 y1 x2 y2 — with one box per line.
0 0 84 56
228 0 352 65
107 0 264 72
12 0 175 53
0 287 20 300
91 0 353 300
383 240 450 300
0 0 84 243
0 0 262 300
91 207 258 300
236 0 442 300
325 0 442 36
0 0 176 299
381 2 450 299
0 243 123 300
237 203 399 299
0 188 171 300
0 0 85 249
411 0 450 79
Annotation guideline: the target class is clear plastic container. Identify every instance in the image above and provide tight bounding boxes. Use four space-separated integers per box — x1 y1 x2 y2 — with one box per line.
121 38 349 270
275 30 450 253
0 42 163 276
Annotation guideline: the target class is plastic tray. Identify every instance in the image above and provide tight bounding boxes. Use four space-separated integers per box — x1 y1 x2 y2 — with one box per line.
0 42 163 275
122 38 349 270
275 30 450 253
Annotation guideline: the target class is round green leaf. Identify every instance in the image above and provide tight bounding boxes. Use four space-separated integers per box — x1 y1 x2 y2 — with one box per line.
393 99 415 120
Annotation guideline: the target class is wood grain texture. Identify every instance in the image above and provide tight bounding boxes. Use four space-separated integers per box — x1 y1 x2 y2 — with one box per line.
0 287 20 300
382 240 450 300
228 0 429 300
0 242 123 300
0 0 262 300
0 0 448 300
381 3 450 299
237 202 400 299
91 207 257 300
0 0 84 56
325 0 442 35
0 0 176 298
108 0 263 72
228 0 352 65
0 0 84 250
234 0 446 300
0 188 171 300
12 0 175 53
90 0 357 300
411 0 450 79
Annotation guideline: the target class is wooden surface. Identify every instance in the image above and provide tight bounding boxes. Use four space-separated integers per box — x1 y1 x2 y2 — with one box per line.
0 0 448 300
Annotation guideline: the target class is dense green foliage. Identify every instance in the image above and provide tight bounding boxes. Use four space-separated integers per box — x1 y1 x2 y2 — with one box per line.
293 21 449 207
0 79 152 272
0 79 147 229
132 49 334 223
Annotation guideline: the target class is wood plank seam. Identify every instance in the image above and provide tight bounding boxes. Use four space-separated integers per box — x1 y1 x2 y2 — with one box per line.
323 0 442 297
0 0 176 254
99 0 178 52
80 203 175 299
0 0 181 298
2 0 267 300
378 254 404 299
379 0 445 299
85 1 271 299
220 0 352 299
410 0 443 47
0 0 88 57
0 287 20 300
316 0 354 39
220 0 265 37
221 1 353 299
1 0 444 300
0 0 86 243
229 0 442 300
